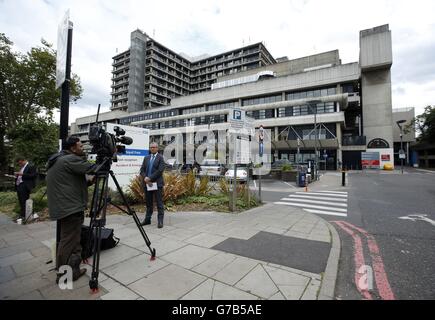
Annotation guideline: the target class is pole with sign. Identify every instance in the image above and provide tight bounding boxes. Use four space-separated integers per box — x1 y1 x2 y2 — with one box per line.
55 10 73 266
56 10 73 149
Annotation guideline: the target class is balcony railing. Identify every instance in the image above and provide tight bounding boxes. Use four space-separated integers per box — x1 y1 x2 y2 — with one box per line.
342 136 366 146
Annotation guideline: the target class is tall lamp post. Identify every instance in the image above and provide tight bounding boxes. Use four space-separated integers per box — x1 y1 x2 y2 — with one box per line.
396 119 406 174
307 100 322 180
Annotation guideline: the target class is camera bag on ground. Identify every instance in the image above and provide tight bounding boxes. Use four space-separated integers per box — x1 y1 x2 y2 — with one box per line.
80 225 120 260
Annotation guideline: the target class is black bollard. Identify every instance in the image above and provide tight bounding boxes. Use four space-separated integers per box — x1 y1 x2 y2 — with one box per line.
342 170 346 186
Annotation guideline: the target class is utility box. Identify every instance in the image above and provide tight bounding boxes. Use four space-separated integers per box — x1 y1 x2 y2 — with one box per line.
297 171 306 187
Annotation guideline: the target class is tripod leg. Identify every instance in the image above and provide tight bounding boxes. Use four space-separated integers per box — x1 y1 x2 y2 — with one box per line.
89 220 103 292
88 172 109 292
109 171 156 260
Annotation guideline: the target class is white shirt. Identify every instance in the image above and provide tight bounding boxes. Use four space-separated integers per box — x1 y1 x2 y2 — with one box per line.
16 162 28 186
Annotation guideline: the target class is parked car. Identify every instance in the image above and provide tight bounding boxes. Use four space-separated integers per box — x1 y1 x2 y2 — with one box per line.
225 164 248 182
198 159 226 177
165 158 181 170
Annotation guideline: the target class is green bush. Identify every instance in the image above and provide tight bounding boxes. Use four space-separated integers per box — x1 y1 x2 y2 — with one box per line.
0 192 18 206
282 164 293 172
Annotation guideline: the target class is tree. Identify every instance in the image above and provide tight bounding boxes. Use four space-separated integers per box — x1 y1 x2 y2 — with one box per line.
407 106 435 143
0 33 83 169
6 117 59 169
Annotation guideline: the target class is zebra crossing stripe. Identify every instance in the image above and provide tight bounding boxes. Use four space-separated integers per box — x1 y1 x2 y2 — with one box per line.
295 192 347 197
274 202 347 212
288 194 347 202
281 198 347 207
304 209 347 217
314 190 348 195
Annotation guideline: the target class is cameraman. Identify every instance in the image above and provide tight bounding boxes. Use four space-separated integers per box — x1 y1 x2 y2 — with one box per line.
46 136 95 283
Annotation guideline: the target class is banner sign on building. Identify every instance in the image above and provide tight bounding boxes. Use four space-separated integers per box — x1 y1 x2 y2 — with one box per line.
361 152 380 169
106 123 149 190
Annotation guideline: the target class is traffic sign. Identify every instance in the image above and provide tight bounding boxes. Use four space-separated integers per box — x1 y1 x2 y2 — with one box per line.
399 149 406 159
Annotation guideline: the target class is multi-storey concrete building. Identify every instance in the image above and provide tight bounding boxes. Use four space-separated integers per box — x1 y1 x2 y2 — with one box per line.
72 24 395 170
111 29 275 112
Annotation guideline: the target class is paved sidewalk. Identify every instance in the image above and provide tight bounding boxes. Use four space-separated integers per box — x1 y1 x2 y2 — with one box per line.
0 199 340 300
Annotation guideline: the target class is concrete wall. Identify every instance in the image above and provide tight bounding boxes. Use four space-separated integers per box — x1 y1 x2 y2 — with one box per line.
127 30 147 113
171 63 360 108
218 50 341 82
360 24 394 149
392 108 416 142
360 25 392 71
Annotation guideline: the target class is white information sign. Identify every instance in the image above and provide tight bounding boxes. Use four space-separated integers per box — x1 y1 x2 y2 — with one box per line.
56 10 70 89
106 123 149 191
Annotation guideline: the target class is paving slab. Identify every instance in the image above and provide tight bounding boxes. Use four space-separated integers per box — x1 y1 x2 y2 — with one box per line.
0 251 34 268
212 281 258 300
128 264 206 300
96 244 143 270
0 266 15 284
100 285 139 300
0 271 52 300
184 233 228 249
192 252 236 278
160 244 219 269
212 257 258 286
151 237 187 256
180 278 214 300
235 264 279 299
102 253 169 285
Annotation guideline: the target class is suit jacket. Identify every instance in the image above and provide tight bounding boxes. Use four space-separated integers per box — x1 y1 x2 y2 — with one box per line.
140 153 165 188
15 162 37 191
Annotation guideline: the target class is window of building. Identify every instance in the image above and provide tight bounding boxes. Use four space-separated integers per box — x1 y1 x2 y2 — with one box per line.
302 128 326 140
242 94 281 106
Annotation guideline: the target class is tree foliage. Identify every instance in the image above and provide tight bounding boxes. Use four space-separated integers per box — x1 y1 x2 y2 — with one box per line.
6 117 60 169
407 105 435 143
0 33 83 169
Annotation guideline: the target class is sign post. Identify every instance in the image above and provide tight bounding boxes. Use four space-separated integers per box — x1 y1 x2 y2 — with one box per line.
55 10 73 268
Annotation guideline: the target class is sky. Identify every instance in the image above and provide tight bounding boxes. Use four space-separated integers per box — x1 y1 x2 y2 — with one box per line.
1 0 434 125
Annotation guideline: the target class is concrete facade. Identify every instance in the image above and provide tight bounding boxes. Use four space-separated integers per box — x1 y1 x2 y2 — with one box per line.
71 24 395 170
360 25 394 149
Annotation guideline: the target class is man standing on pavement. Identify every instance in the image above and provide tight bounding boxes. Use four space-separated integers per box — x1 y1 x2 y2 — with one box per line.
46 136 95 283
14 156 37 223
140 142 165 228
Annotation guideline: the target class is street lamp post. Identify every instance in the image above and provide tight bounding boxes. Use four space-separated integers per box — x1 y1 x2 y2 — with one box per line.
397 120 406 174
308 100 322 180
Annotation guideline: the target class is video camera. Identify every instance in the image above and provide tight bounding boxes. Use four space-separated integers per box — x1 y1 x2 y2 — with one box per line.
88 104 133 163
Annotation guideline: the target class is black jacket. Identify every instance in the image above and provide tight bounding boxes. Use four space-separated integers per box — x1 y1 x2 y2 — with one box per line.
15 162 37 191
140 153 165 188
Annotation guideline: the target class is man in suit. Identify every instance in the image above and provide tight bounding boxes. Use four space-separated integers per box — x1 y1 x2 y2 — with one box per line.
140 142 165 228
14 156 37 222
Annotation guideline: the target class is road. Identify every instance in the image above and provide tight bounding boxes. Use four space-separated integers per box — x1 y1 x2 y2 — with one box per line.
253 169 435 300
332 169 435 300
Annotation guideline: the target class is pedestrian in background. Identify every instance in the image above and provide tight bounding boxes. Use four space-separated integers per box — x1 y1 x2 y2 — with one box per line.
14 156 37 223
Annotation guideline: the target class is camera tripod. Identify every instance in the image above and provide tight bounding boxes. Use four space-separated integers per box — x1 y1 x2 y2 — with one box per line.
87 156 156 292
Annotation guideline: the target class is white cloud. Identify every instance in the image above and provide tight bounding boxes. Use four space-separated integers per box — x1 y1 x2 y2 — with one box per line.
1 0 434 124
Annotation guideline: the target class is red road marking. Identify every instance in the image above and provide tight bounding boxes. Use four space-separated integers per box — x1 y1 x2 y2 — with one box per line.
339 221 396 300
333 221 373 300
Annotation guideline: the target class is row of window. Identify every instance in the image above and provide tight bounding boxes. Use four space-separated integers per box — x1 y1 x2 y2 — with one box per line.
278 102 336 117
182 106 206 115
119 109 179 125
207 101 237 111
287 87 336 100
243 95 282 106
143 115 227 130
